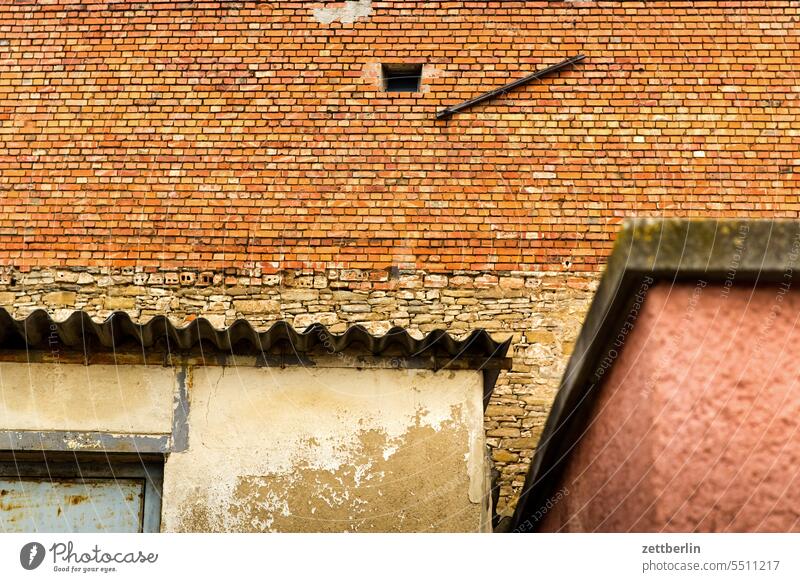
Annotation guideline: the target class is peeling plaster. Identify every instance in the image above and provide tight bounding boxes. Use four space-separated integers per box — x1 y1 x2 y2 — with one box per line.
161 367 489 532
313 0 372 25
64 435 102 450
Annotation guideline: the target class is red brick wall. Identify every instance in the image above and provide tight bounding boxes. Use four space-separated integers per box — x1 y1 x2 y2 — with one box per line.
1 1 798 273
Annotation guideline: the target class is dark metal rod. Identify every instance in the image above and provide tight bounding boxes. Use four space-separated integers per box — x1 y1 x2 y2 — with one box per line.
436 54 585 120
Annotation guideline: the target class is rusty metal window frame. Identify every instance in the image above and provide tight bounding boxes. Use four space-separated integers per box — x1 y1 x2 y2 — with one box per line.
0 454 163 533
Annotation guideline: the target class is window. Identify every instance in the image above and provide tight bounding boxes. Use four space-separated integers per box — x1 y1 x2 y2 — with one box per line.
0 453 163 533
382 63 423 92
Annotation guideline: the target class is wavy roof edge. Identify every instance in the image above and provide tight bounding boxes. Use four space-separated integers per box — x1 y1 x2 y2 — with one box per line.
0 308 511 362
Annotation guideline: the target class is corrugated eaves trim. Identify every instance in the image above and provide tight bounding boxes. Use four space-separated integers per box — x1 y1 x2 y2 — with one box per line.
0 309 510 361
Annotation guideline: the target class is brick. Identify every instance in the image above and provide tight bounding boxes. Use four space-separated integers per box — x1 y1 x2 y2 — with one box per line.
43 291 76 306
486 405 525 417
103 297 135 310
492 450 519 463
233 300 281 314
525 330 556 344
502 437 539 450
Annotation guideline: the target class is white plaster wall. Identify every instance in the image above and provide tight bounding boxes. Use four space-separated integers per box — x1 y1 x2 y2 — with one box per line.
0 363 176 434
162 366 488 532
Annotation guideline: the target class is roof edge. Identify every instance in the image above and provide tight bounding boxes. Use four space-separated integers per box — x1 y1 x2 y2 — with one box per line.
509 218 800 531
0 308 511 366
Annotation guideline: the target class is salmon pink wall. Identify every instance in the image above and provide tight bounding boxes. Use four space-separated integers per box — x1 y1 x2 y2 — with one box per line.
540 282 800 532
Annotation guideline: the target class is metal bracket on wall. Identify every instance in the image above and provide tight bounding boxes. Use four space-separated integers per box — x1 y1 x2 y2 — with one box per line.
435 54 586 120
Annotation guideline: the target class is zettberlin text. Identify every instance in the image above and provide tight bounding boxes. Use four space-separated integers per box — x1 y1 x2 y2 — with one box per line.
642 542 701 554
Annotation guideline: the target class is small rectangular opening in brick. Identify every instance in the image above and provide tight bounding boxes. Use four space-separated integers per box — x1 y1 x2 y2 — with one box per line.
382 64 422 92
